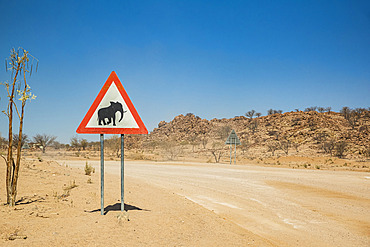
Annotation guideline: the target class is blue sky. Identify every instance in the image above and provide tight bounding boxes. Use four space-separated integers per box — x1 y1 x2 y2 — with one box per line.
0 0 369 143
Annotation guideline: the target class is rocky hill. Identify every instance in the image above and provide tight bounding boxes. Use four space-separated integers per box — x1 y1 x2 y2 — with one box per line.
146 110 370 159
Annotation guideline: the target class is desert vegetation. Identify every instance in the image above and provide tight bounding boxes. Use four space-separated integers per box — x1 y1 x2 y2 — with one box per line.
1 48 38 206
2 107 369 172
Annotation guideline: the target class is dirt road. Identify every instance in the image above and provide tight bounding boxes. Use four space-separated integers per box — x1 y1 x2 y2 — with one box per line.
60 160 370 247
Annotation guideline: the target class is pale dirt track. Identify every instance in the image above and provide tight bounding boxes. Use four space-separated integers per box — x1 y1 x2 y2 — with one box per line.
60 160 370 247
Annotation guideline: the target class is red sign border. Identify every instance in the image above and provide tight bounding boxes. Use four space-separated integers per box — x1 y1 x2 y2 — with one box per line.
76 71 148 134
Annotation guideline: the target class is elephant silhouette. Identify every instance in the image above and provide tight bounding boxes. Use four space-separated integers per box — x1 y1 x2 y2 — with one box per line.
98 101 127 126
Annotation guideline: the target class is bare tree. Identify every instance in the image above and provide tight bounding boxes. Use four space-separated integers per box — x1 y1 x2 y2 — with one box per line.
354 108 366 114
245 110 255 119
12 133 29 149
162 141 183 160
318 107 325 113
209 142 224 163
278 138 290 155
201 137 208 149
188 135 199 152
267 142 278 156
33 134 56 153
340 106 351 120
1 48 38 206
268 109 283 115
305 106 317 112
70 136 80 150
255 112 262 118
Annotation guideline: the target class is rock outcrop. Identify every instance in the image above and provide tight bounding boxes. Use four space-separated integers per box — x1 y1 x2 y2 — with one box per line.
146 110 370 158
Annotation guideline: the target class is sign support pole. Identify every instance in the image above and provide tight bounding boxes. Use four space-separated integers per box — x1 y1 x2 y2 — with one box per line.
100 134 104 215
121 134 124 212
230 144 232 164
234 141 236 165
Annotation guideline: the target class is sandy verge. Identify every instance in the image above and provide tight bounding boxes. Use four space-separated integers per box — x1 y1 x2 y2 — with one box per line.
0 158 273 246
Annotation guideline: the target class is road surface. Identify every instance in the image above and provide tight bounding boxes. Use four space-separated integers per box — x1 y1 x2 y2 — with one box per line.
58 160 370 247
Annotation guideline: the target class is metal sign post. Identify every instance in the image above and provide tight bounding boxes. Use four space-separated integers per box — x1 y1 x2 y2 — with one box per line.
234 141 237 165
121 134 124 212
77 71 148 216
225 130 241 165
229 143 232 164
100 134 104 215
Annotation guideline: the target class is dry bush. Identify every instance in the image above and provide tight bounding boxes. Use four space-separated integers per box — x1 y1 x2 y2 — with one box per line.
209 142 224 163
84 161 94 176
161 141 183 160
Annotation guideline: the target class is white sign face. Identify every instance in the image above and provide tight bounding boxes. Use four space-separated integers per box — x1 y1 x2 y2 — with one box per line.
85 82 139 128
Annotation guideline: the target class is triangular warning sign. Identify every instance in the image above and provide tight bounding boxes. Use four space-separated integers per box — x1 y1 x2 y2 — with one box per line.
77 71 148 134
225 130 241 145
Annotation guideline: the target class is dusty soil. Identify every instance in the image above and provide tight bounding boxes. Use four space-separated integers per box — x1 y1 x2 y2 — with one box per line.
57 158 370 247
0 158 272 246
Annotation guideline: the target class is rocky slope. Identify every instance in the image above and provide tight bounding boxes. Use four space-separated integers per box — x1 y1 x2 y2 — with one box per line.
146 110 370 159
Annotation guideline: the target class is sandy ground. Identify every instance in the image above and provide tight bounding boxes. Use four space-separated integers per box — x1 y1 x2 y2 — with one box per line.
0 158 272 246
58 159 370 247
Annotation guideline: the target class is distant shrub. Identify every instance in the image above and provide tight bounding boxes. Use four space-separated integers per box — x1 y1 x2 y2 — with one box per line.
267 109 283 115
318 107 325 113
340 106 351 120
305 106 317 112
